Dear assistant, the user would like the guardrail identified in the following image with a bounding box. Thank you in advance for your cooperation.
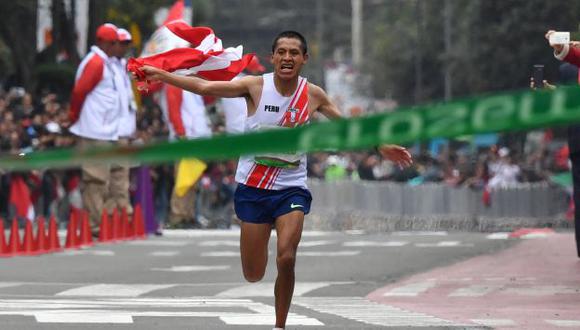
[308,179,568,223]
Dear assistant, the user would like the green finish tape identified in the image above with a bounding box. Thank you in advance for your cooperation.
[2,86,580,170]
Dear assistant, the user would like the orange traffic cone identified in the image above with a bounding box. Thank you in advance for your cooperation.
[21,220,37,256]
[8,218,21,256]
[98,209,111,242]
[111,209,120,241]
[0,218,9,257]
[47,215,62,252]
[120,208,129,240]
[35,216,48,254]
[79,211,93,247]
[133,205,146,239]
[65,210,80,249]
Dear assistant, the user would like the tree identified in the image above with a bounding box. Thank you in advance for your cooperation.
[0,1,37,91]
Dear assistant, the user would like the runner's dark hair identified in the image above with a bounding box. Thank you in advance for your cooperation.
[272,31,308,55]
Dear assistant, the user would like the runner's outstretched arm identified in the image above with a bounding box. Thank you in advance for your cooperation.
[140,65,253,98]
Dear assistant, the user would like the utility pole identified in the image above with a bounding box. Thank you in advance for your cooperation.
[316,0,325,86]
[443,0,453,101]
[351,0,363,69]
[414,0,423,103]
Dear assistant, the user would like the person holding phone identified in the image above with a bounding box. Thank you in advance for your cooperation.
[544,30,580,258]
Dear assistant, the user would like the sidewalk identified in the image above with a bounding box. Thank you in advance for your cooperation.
[367,232,580,329]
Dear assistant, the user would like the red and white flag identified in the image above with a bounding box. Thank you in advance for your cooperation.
[128,20,255,83]
[9,175,35,221]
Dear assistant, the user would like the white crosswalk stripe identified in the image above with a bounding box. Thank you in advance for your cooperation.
[151,265,231,272]
[293,297,462,327]
[56,284,176,297]
[0,298,323,325]
[383,281,436,297]
[343,241,408,247]
[471,318,517,326]
[216,282,352,297]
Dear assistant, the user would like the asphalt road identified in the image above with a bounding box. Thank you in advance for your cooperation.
[0,229,516,329]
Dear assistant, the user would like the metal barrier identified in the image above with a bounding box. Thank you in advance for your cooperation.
[308,180,569,219]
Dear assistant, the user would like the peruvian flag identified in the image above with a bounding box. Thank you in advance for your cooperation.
[128,20,255,83]
[9,175,35,221]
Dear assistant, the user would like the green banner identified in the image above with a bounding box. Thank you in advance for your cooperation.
[2,86,580,170]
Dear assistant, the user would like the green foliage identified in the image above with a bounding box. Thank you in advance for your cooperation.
[366,0,580,105]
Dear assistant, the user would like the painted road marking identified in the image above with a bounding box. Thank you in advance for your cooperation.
[392,231,448,236]
[198,240,239,247]
[545,320,580,327]
[0,298,322,325]
[149,251,180,257]
[299,240,335,247]
[293,297,461,327]
[57,250,115,256]
[216,282,352,297]
[486,232,510,240]
[56,284,176,297]
[127,240,189,247]
[505,285,580,296]
[415,241,474,247]
[0,282,22,289]
[471,318,516,326]
[448,284,501,297]
[151,265,231,272]
[298,250,360,256]
[383,281,436,297]
[343,241,408,247]
[201,251,243,257]
[162,229,330,238]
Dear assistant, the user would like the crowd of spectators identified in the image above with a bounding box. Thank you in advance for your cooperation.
[0,86,571,225]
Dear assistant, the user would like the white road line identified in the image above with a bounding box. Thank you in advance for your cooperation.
[162,229,330,238]
[392,231,448,236]
[506,285,580,296]
[151,265,231,272]
[471,319,516,326]
[545,320,580,327]
[345,230,366,235]
[127,240,189,247]
[201,251,243,257]
[299,240,335,247]
[383,281,436,297]
[298,250,360,256]
[0,298,323,325]
[343,241,408,247]
[449,284,500,297]
[149,251,180,257]
[56,250,115,256]
[198,240,239,247]
[0,283,22,289]
[216,282,352,297]
[486,232,510,240]
[56,284,176,297]
[294,297,461,327]
[415,241,474,247]
[520,233,551,239]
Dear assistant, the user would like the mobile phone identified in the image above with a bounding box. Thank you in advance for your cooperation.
[533,64,544,89]
[549,31,570,46]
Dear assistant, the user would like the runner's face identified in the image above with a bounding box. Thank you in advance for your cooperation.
[271,38,308,81]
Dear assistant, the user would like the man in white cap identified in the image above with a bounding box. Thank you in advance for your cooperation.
[105,27,137,216]
[69,23,123,235]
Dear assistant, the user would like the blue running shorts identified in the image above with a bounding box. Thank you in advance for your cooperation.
[234,183,312,224]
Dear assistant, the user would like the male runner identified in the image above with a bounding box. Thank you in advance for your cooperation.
[139,31,412,329]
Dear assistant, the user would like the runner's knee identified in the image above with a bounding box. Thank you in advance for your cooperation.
[276,250,296,271]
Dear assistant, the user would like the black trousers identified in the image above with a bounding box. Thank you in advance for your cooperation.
[568,125,580,258]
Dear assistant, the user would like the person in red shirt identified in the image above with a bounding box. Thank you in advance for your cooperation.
[68,23,122,235]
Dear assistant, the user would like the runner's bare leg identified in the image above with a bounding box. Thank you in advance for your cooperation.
[240,222,272,282]
[274,210,304,328]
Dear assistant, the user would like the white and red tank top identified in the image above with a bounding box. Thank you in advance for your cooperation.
[235,73,310,190]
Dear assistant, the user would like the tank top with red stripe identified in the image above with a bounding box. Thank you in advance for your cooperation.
[235,73,309,190]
